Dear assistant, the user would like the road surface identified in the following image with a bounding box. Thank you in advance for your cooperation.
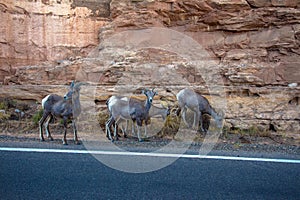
[0,144,299,199]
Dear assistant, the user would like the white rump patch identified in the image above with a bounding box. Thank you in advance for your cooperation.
[41,95,51,109]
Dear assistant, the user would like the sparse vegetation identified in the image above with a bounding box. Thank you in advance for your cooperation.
[0,111,10,121]
[32,109,43,126]
[223,125,272,138]
[0,97,297,148]
[159,114,181,137]
[0,98,16,110]
[0,98,15,122]
[0,102,7,110]
[97,111,110,130]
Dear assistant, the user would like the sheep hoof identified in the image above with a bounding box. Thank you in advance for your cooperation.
[75,141,80,145]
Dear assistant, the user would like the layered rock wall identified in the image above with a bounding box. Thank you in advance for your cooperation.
[0,0,299,135]
[0,0,110,81]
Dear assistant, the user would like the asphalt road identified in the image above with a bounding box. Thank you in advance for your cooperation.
[1,147,299,200]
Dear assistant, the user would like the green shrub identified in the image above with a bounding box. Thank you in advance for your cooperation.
[32,109,43,125]
[0,102,8,110]
[0,98,17,110]
[0,112,9,121]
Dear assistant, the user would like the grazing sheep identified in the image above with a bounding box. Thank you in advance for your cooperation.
[176,88,222,132]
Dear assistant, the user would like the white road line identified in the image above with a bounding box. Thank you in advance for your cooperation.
[1,147,300,164]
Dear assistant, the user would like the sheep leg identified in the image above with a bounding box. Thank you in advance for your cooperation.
[144,118,150,138]
[117,118,126,138]
[119,123,126,136]
[192,109,200,130]
[109,117,116,141]
[123,119,129,138]
[136,119,143,142]
[105,120,110,139]
[136,125,142,142]
[121,124,127,138]
[115,118,125,140]
[39,111,50,142]
[113,121,119,141]
[62,119,68,145]
[131,120,136,136]
[105,117,114,141]
[144,125,147,138]
[198,113,205,132]
[122,119,128,137]
[72,119,79,144]
[181,107,189,127]
[44,115,53,141]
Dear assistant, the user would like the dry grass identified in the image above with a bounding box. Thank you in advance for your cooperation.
[158,114,181,137]
[222,125,272,138]
[97,111,110,130]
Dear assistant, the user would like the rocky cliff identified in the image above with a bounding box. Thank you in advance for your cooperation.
[0,0,299,136]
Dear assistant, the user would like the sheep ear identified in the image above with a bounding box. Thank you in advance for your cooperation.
[74,82,83,90]
[70,81,75,88]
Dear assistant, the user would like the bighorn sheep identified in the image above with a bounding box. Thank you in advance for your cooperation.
[39,81,82,145]
[176,88,222,132]
[41,94,63,140]
[106,89,157,142]
[105,95,131,138]
[107,97,170,138]
[148,105,170,121]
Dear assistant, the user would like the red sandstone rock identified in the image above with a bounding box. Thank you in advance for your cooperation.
[0,0,299,134]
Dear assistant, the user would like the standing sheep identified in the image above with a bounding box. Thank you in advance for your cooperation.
[39,81,82,145]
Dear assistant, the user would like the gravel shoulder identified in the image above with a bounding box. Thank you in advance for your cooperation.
[0,130,299,160]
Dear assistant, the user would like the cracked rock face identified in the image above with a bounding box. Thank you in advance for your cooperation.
[0,0,299,135]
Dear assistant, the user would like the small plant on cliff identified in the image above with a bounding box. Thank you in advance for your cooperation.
[0,111,10,122]
[32,109,43,126]
[1,98,17,110]
[0,102,7,110]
